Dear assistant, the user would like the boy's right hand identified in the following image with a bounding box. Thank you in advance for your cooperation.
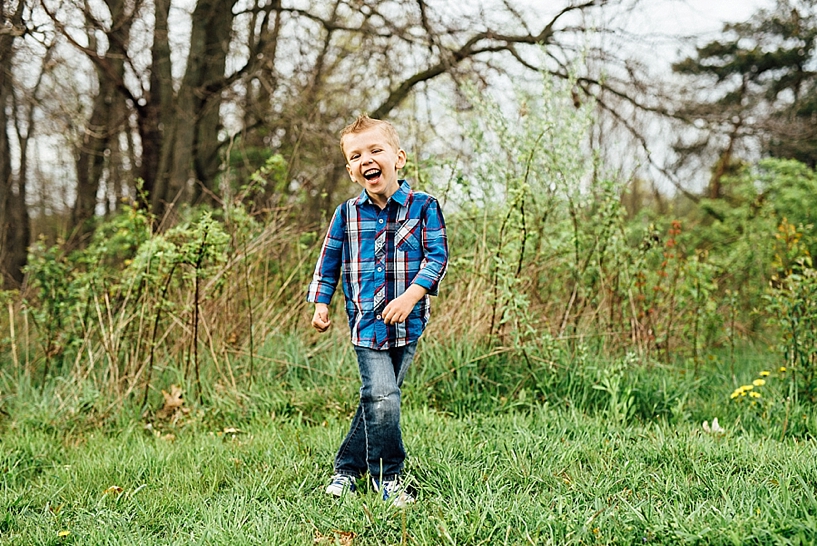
[312,303,331,332]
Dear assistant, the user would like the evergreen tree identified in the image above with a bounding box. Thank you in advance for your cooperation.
[673,1,817,174]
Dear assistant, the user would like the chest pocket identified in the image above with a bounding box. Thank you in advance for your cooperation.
[395,219,421,251]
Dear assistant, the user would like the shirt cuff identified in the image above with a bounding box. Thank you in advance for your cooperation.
[412,275,439,296]
[309,295,333,305]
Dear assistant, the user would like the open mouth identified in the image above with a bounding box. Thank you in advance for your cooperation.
[363,169,382,181]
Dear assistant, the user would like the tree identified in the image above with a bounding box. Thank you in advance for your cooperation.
[43,0,662,219]
[14,0,715,282]
[69,0,135,243]
[230,0,658,215]
[672,0,817,198]
[0,0,31,287]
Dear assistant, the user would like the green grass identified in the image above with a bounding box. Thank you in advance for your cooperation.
[2,334,816,545]
[3,402,817,545]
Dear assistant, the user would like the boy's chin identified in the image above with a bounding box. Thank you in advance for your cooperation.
[363,178,396,193]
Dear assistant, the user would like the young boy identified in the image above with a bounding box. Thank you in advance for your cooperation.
[306,115,448,507]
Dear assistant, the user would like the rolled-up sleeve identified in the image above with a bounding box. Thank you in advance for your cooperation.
[412,198,448,296]
[306,206,345,304]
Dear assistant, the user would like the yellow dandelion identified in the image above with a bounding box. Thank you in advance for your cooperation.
[779,367,787,373]
[58,530,70,538]
[730,391,741,399]
[743,384,754,391]
[759,371,770,377]
[749,391,761,398]
[753,379,766,387]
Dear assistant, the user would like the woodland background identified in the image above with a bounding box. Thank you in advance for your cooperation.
[4,1,817,543]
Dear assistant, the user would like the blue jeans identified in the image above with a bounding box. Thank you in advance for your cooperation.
[333,342,417,481]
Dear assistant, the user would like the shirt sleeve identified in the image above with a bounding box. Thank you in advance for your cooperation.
[412,197,448,296]
[306,205,345,304]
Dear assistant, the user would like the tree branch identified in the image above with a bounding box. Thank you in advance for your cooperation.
[40,0,146,117]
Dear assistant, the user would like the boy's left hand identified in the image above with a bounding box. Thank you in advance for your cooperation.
[382,284,427,325]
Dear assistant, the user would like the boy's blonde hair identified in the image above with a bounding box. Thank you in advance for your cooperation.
[340,115,401,157]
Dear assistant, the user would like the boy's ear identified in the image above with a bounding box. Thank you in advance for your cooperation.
[396,149,407,169]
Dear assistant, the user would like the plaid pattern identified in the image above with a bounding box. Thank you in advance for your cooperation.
[307,181,448,349]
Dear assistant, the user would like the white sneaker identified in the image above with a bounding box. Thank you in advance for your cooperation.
[372,478,415,507]
[325,474,357,496]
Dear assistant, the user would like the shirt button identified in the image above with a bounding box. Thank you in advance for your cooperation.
[377,266,382,272]
[378,219,384,224]
[376,314,382,320]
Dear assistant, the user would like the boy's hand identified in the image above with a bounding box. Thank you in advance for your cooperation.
[382,284,428,325]
[312,303,331,332]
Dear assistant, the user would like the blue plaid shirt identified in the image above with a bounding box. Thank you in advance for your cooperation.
[307,181,448,349]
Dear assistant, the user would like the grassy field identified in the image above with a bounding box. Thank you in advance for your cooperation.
[3,392,817,545]
[2,331,816,545]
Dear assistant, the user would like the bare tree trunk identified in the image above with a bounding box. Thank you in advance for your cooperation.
[0,0,27,287]
[10,80,32,290]
[0,92,20,287]
[70,0,132,245]
[167,0,237,211]
[72,82,114,241]
[143,0,173,218]
[0,70,16,286]
[193,0,238,201]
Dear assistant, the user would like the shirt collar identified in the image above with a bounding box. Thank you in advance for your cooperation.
[357,180,411,207]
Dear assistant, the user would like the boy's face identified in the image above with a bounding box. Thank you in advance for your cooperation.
[342,126,406,204]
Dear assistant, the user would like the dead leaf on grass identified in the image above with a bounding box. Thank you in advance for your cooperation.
[314,529,355,545]
[156,384,189,421]
[161,385,183,408]
[103,485,124,495]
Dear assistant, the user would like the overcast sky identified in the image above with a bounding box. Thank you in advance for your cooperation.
[646,0,772,34]
[626,0,774,69]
